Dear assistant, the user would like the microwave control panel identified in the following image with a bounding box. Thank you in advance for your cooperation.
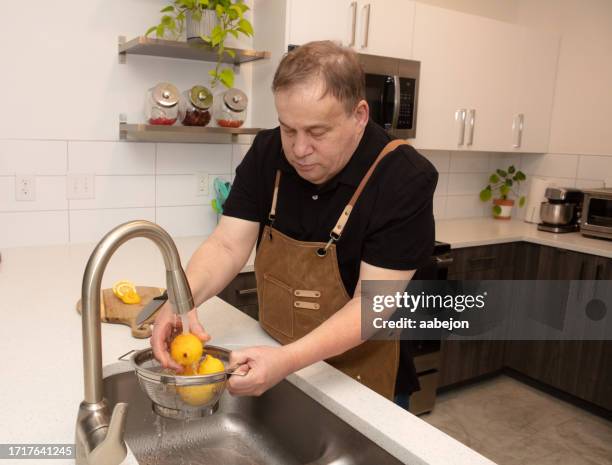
[397,77,416,130]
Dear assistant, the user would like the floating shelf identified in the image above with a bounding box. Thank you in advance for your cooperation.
[119,122,261,144]
[118,36,270,65]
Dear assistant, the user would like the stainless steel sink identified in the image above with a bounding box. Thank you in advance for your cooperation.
[104,372,403,465]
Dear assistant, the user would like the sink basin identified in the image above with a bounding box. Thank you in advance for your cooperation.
[104,371,403,465]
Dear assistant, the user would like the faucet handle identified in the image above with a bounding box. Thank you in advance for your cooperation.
[88,403,128,465]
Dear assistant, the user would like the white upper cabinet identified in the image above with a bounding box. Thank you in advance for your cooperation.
[411,3,559,153]
[511,28,560,153]
[288,0,353,47]
[354,0,415,59]
[287,0,415,59]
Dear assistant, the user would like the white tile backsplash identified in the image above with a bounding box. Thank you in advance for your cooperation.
[69,208,156,244]
[68,142,155,175]
[435,173,449,196]
[0,176,68,212]
[433,196,447,219]
[0,210,69,247]
[156,175,209,207]
[445,195,487,219]
[576,155,612,181]
[447,173,486,195]
[69,176,155,210]
[449,151,491,173]
[519,153,579,179]
[0,140,67,175]
[156,205,218,238]
[156,144,232,175]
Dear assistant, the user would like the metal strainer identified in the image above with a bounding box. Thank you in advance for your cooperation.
[119,345,239,419]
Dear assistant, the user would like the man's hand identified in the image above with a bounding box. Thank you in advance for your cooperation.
[150,302,210,372]
[227,346,297,396]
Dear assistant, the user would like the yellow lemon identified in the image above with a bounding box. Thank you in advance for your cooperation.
[197,355,225,375]
[178,384,218,406]
[177,354,225,406]
[170,333,203,366]
[112,280,141,304]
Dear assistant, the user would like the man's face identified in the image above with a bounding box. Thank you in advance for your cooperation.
[274,80,369,185]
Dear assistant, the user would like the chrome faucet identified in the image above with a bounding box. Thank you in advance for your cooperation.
[75,220,195,465]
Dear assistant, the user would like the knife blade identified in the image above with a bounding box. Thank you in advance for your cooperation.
[136,290,168,327]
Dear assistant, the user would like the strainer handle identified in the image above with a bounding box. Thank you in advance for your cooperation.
[118,349,136,362]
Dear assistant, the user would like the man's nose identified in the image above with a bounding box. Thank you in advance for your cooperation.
[293,132,313,158]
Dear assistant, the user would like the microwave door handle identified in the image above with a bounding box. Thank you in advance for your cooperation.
[392,76,400,131]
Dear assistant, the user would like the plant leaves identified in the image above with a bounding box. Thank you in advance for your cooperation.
[516,171,526,181]
[225,48,236,58]
[229,5,243,18]
[161,5,175,13]
[216,4,225,17]
[500,184,510,196]
[489,174,499,184]
[238,19,254,36]
[493,205,502,216]
[508,165,516,174]
[145,25,157,37]
[219,67,234,88]
[496,169,507,178]
[519,196,526,208]
[506,179,513,186]
[479,188,492,202]
[228,29,239,39]
[199,0,210,8]
[156,24,165,38]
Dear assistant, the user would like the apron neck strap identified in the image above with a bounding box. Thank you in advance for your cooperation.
[268,170,282,223]
[328,139,409,243]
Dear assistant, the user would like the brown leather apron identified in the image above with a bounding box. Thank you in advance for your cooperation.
[254,140,408,400]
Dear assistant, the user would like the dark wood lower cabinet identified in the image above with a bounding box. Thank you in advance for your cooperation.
[441,242,612,411]
[217,272,259,320]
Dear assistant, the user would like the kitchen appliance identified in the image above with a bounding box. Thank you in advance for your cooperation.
[396,240,452,415]
[537,187,584,233]
[524,177,554,224]
[581,188,612,240]
[360,53,420,139]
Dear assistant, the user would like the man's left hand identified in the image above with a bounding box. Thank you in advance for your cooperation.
[227,346,297,396]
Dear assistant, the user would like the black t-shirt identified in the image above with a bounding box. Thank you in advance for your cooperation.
[223,121,438,296]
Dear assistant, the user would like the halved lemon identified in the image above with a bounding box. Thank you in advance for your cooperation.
[112,280,141,304]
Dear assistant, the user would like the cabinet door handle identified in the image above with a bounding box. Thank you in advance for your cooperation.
[455,109,467,146]
[595,263,603,281]
[467,109,476,146]
[468,256,497,266]
[512,113,524,148]
[361,3,371,49]
[348,2,357,47]
[237,288,257,296]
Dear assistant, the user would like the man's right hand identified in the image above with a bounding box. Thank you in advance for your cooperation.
[151,302,210,372]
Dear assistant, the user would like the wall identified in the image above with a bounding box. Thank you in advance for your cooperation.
[414,0,518,22]
[0,0,254,248]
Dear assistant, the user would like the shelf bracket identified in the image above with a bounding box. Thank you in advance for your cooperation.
[118,36,127,64]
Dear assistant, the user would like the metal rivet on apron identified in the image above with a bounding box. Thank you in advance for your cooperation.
[312,194,318,200]
[316,248,327,257]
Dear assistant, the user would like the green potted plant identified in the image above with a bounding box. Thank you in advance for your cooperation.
[146,0,253,89]
[479,165,527,220]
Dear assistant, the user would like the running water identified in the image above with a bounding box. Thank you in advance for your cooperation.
[181,313,190,334]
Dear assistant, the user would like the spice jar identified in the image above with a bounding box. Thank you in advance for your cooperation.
[179,85,213,126]
[144,82,179,125]
[213,88,247,128]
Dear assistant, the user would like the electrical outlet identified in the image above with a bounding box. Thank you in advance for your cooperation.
[15,175,36,201]
[195,172,209,196]
[67,174,95,200]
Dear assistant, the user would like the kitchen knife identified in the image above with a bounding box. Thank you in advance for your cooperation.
[136,291,168,327]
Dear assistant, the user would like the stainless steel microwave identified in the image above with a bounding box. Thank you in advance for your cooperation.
[359,53,420,139]
[581,188,612,240]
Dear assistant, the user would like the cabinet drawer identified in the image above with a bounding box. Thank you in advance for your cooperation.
[217,272,258,308]
[448,243,516,275]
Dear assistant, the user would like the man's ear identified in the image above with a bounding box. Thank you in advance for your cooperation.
[353,99,369,128]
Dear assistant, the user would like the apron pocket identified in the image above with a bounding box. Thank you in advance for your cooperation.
[261,273,294,338]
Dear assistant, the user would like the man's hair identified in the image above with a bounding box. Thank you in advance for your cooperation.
[272,41,365,114]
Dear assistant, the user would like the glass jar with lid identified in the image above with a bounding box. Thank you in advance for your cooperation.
[178,85,213,126]
[144,82,179,125]
[213,88,248,128]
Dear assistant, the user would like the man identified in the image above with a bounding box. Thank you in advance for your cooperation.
[152,41,437,401]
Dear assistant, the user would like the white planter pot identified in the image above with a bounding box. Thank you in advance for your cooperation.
[186,9,219,42]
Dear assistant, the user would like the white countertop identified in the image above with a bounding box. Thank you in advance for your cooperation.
[0,236,494,465]
[436,218,612,258]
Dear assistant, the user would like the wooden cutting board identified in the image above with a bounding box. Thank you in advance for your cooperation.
[76,286,165,338]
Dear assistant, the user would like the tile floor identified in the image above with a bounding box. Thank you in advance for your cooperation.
[421,375,612,465]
